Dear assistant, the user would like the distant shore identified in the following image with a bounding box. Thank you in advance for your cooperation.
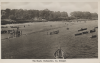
[1,19,98,25]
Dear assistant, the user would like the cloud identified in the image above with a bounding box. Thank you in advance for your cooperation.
[1,2,98,15]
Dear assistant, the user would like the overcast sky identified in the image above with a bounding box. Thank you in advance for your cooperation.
[1,2,98,15]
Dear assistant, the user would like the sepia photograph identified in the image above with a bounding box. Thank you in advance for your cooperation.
[1,2,98,59]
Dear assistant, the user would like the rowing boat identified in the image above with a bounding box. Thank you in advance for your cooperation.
[54,47,64,59]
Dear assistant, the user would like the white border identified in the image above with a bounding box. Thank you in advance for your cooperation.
[0,0,100,63]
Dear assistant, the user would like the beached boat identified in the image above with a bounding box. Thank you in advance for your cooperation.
[54,47,64,59]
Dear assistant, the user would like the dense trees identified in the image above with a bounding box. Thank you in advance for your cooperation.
[1,9,68,21]
[1,8,98,21]
[70,11,98,19]
[91,13,98,19]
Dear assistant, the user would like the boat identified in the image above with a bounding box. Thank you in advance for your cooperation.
[54,47,64,59]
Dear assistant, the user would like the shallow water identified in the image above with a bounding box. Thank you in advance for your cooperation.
[1,20,98,59]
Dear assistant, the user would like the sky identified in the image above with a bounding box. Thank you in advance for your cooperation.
[1,2,98,15]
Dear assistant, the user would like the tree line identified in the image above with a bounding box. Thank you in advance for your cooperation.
[70,11,98,19]
[1,8,98,21]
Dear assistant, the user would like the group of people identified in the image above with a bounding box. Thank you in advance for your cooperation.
[10,28,22,37]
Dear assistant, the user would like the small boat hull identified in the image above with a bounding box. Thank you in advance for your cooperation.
[54,49,64,59]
